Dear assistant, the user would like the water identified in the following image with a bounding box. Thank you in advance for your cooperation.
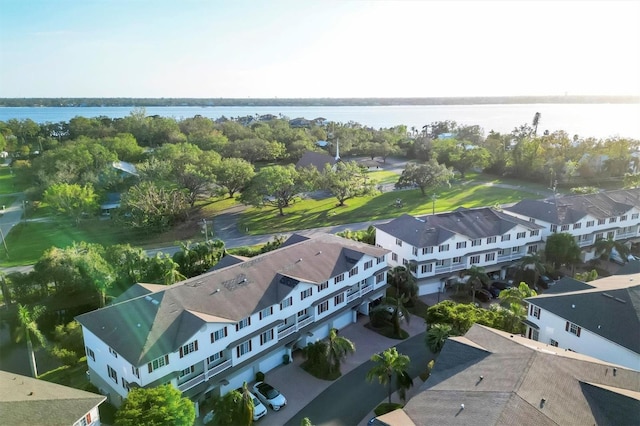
[1,103,639,139]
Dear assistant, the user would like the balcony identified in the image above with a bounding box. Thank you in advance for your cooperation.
[497,253,522,262]
[278,324,296,340]
[577,237,593,247]
[297,315,313,329]
[434,263,465,274]
[206,359,231,377]
[361,283,373,295]
[177,372,205,392]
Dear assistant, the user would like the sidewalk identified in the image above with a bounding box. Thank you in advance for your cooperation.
[252,312,426,426]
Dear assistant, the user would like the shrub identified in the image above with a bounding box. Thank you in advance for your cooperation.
[256,371,265,382]
[374,402,403,416]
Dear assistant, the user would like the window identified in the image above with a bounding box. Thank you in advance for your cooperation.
[517,232,526,239]
[452,256,463,264]
[395,238,403,246]
[260,329,274,345]
[422,247,433,254]
[501,234,511,242]
[364,260,373,270]
[560,225,569,231]
[259,307,273,320]
[439,244,449,252]
[318,300,329,314]
[109,347,118,358]
[334,293,345,305]
[435,259,445,267]
[179,365,195,378]
[211,327,228,343]
[530,305,540,319]
[375,272,384,284]
[300,288,313,300]
[456,242,467,249]
[107,365,118,384]
[550,339,559,347]
[349,266,358,277]
[573,223,582,230]
[527,245,538,253]
[402,258,409,266]
[334,273,345,284]
[632,213,639,220]
[470,255,480,264]
[471,239,481,247]
[180,340,199,358]
[609,217,617,223]
[86,346,95,362]
[236,340,252,357]
[486,236,496,244]
[280,296,293,309]
[236,317,251,331]
[620,215,627,221]
[485,253,495,262]
[391,253,398,261]
[376,256,385,264]
[531,329,539,341]
[132,366,139,378]
[297,308,308,318]
[148,355,169,373]
[550,225,557,233]
[208,351,223,365]
[421,264,433,273]
[412,247,418,256]
[497,249,504,256]
[595,232,604,241]
[319,281,329,291]
[586,220,594,227]
[566,321,581,336]
[512,246,520,253]
[530,230,539,237]
[597,218,606,225]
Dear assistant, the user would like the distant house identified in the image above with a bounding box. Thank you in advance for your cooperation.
[112,160,138,178]
[258,114,278,122]
[0,370,106,426]
[377,324,640,425]
[523,272,640,370]
[100,192,121,216]
[289,117,311,128]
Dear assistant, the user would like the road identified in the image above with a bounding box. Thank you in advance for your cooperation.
[284,332,431,426]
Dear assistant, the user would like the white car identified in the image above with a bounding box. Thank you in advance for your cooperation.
[237,388,267,421]
[253,381,287,411]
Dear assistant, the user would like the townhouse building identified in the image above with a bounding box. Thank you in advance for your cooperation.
[523,273,640,370]
[76,233,389,410]
[504,188,640,262]
[375,207,544,295]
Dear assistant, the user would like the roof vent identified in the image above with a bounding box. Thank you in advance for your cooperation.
[540,398,546,408]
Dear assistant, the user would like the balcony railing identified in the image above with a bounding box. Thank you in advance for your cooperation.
[615,232,637,240]
[497,253,522,262]
[347,292,359,303]
[361,283,373,294]
[177,372,205,392]
[434,263,465,274]
[278,324,296,340]
[297,316,313,329]
[206,359,232,377]
[577,238,593,247]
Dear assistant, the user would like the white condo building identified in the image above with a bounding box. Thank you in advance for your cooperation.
[375,207,544,295]
[76,233,389,410]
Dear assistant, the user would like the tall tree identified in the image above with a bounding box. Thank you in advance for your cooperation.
[240,165,310,216]
[321,161,375,206]
[464,265,489,305]
[517,253,546,289]
[366,347,412,404]
[532,112,541,136]
[43,183,99,224]
[16,304,46,377]
[115,385,195,426]
[544,232,581,271]
[120,182,190,232]
[395,160,454,196]
[173,239,225,278]
[387,266,418,302]
[371,295,410,338]
[426,323,454,353]
[594,236,630,264]
[213,157,255,198]
[326,328,356,376]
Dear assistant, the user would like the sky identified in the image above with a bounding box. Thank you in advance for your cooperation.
[1,0,639,98]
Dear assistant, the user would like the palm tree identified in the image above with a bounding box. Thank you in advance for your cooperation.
[464,265,489,304]
[518,253,546,289]
[366,347,411,404]
[532,112,541,136]
[16,304,47,377]
[499,282,537,308]
[594,236,630,264]
[426,323,454,353]
[371,295,411,338]
[211,383,253,426]
[326,328,355,375]
[387,266,418,302]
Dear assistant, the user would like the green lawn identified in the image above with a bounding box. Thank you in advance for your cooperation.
[239,182,537,235]
[0,167,18,194]
[368,170,400,185]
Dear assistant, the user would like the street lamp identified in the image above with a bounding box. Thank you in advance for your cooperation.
[22,200,29,224]
[431,194,438,215]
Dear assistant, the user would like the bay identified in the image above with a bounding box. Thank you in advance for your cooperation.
[0,103,638,139]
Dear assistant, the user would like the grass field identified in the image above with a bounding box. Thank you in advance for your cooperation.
[239,182,537,235]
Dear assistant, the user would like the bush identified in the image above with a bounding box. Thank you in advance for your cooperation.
[256,371,265,382]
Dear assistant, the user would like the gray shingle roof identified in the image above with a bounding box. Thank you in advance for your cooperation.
[527,277,640,353]
[375,207,542,247]
[396,325,640,426]
[0,370,106,426]
[76,233,388,366]
[506,188,640,225]
[295,151,337,170]
[542,277,595,295]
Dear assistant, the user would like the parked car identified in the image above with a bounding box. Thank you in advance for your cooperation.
[537,275,554,289]
[491,280,513,291]
[237,388,267,421]
[486,285,501,298]
[475,288,492,303]
[253,381,287,411]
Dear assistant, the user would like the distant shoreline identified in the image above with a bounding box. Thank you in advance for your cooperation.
[1,95,638,108]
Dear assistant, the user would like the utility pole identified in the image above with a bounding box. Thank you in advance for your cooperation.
[431,194,438,215]
[202,219,208,242]
[0,227,8,258]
